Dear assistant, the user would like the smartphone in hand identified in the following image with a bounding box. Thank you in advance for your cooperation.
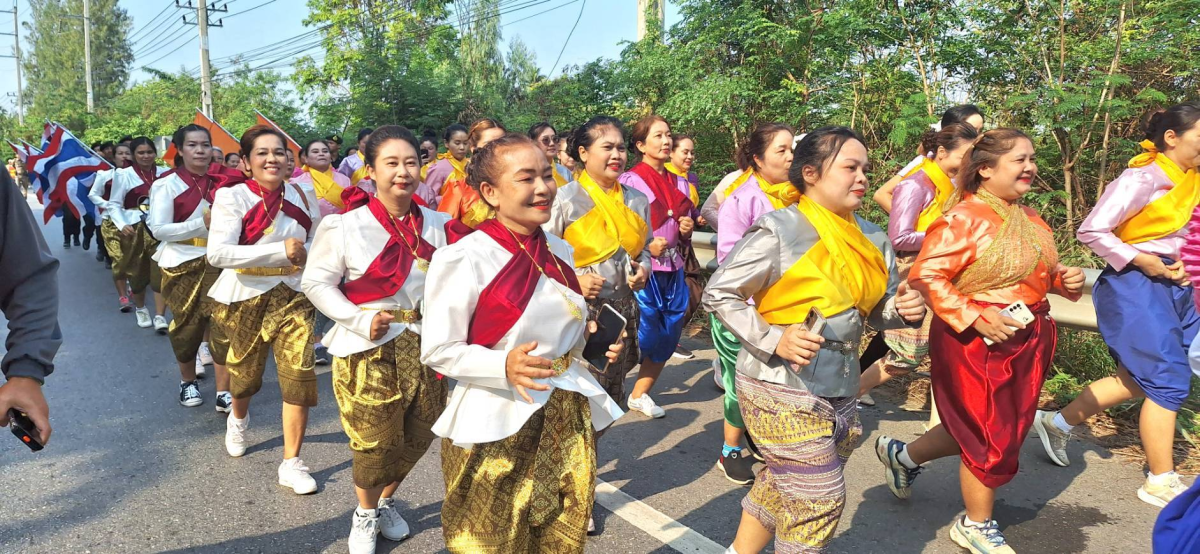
[8,408,44,452]
[584,304,628,370]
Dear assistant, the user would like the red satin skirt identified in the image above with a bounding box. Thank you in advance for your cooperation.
[929,300,1056,488]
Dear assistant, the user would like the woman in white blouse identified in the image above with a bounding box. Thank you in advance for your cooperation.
[206,125,323,495]
[302,126,455,554]
[421,134,625,552]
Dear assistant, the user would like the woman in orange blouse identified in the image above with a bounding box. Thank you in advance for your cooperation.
[436,118,506,227]
[873,129,1086,553]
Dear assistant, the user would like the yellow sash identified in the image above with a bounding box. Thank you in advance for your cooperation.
[721,169,798,209]
[308,167,345,209]
[563,171,650,267]
[349,151,370,186]
[755,196,888,323]
[420,159,435,181]
[914,158,955,232]
[1114,140,1200,244]
[552,166,568,187]
[665,162,700,205]
[721,169,755,198]
[438,152,468,195]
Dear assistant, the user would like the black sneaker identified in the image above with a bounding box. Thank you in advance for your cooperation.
[73,236,80,246]
[671,344,695,360]
[63,238,71,249]
[744,433,765,462]
[179,381,203,407]
[717,448,756,485]
[215,392,232,414]
[314,345,331,366]
[95,250,105,262]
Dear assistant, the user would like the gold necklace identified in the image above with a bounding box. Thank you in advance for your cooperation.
[387,209,430,272]
[252,182,282,235]
[504,225,584,322]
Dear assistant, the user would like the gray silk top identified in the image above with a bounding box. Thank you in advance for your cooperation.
[702,207,916,398]
[544,180,654,300]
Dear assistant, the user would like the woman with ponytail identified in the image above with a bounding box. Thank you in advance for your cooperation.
[437,118,506,227]
[1037,103,1200,509]
[876,129,1085,553]
[873,104,985,212]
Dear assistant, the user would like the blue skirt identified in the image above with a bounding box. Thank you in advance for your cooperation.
[1093,262,1198,411]
[635,268,690,364]
[1154,480,1200,554]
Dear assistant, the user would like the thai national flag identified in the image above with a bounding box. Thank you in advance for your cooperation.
[25,123,112,224]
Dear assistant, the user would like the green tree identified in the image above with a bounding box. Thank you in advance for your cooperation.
[454,0,505,120]
[23,0,133,131]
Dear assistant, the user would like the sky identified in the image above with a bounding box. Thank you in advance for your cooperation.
[0,0,683,117]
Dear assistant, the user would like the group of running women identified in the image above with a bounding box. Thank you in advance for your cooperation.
[71,100,1200,554]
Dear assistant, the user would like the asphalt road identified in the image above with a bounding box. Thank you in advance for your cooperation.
[0,198,1173,553]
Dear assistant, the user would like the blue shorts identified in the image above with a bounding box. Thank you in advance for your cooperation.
[1094,262,1198,411]
[635,268,690,364]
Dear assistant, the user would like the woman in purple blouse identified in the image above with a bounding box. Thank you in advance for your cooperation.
[618,115,698,419]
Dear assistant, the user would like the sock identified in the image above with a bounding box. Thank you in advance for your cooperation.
[1148,470,1177,485]
[721,444,742,457]
[217,390,230,396]
[356,507,377,518]
[180,380,189,386]
[725,547,739,554]
[897,445,919,469]
[1052,412,1075,433]
[963,515,988,527]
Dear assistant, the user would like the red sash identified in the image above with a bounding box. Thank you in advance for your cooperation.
[342,185,427,214]
[629,161,694,229]
[239,180,313,245]
[122,165,159,209]
[465,220,582,349]
[170,163,247,223]
[339,198,436,304]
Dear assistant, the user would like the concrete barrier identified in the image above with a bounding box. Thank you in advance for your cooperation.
[691,230,1099,331]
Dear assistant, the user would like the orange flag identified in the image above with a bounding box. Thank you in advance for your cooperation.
[254,110,301,159]
[163,109,242,167]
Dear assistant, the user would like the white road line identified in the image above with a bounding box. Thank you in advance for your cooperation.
[595,479,726,554]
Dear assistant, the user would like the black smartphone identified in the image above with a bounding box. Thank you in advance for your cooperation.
[8,408,44,452]
[583,304,628,370]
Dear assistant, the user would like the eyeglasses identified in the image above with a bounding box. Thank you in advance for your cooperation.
[539,135,560,146]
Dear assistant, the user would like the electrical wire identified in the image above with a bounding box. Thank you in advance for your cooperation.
[127,1,176,44]
[548,0,584,76]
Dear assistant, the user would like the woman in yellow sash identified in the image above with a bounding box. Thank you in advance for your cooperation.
[337,128,374,187]
[422,124,468,205]
[529,122,574,186]
[858,122,978,402]
[1036,103,1200,509]
[705,127,926,553]
[295,139,354,218]
[436,119,505,227]
[872,104,986,212]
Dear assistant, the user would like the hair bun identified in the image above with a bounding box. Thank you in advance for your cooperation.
[1145,110,1167,137]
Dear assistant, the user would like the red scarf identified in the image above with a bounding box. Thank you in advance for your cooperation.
[339,198,435,304]
[465,220,581,349]
[629,161,694,229]
[122,165,159,209]
[170,163,247,223]
[239,180,313,245]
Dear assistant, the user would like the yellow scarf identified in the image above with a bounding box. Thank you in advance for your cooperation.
[665,162,701,205]
[349,151,371,186]
[438,152,468,195]
[308,166,345,209]
[420,159,435,181]
[1114,140,1200,244]
[563,171,650,267]
[755,196,888,323]
[552,165,568,187]
[721,169,798,209]
[722,169,755,198]
[914,158,955,232]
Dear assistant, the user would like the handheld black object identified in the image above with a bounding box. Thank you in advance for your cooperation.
[584,303,627,371]
[8,408,44,452]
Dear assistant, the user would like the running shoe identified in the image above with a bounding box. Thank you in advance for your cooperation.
[1138,472,1189,508]
[226,415,248,457]
[712,358,725,391]
[1032,409,1071,467]
[949,517,1015,554]
[875,435,921,499]
[198,342,214,366]
[314,344,331,366]
[716,448,756,485]
[118,296,134,312]
[179,381,203,407]
[215,392,232,414]
[627,393,665,418]
[672,344,695,360]
[153,315,169,335]
[278,458,318,494]
[376,498,411,541]
[348,509,379,554]
[859,392,877,407]
[195,356,206,379]
[134,307,152,328]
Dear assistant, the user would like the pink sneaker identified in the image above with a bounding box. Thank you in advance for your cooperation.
[118,296,134,313]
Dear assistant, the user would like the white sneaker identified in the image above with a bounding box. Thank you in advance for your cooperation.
[1138,472,1190,508]
[153,315,169,334]
[1032,409,1071,467]
[348,509,379,554]
[627,393,666,418]
[135,307,152,328]
[225,415,248,457]
[194,356,207,379]
[198,342,214,366]
[712,359,725,391]
[376,498,411,541]
[278,458,318,494]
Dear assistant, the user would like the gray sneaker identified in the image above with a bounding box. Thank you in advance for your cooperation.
[1138,472,1190,508]
[1032,409,1071,467]
[875,435,921,499]
[949,517,1015,554]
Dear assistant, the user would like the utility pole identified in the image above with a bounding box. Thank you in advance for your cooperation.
[83,0,93,112]
[0,2,22,124]
[177,1,226,119]
[636,0,663,41]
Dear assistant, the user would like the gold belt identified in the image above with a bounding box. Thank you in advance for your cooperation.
[177,237,207,247]
[363,307,422,324]
[550,353,572,377]
[236,266,300,277]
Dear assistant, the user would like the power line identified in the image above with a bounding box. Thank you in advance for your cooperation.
[220,0,278,21]
[501,0,578,28]
[131,8,185,49]
[140,33,196,68]
[548,0,584,76]
[127,1,175,43]
[132,16,188,58]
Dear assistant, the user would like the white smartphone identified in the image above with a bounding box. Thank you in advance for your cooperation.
[804,307,827,336]
[983,300,1036,346]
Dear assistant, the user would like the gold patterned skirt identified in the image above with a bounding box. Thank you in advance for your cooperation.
[332,330,448,489]
[441,388,595,553]
[106,220,159,293]
[100,219,125,280]
[212,284,317,406]
[160,257,226,364]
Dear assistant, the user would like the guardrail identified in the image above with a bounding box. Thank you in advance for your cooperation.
[691,231,1100,331]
